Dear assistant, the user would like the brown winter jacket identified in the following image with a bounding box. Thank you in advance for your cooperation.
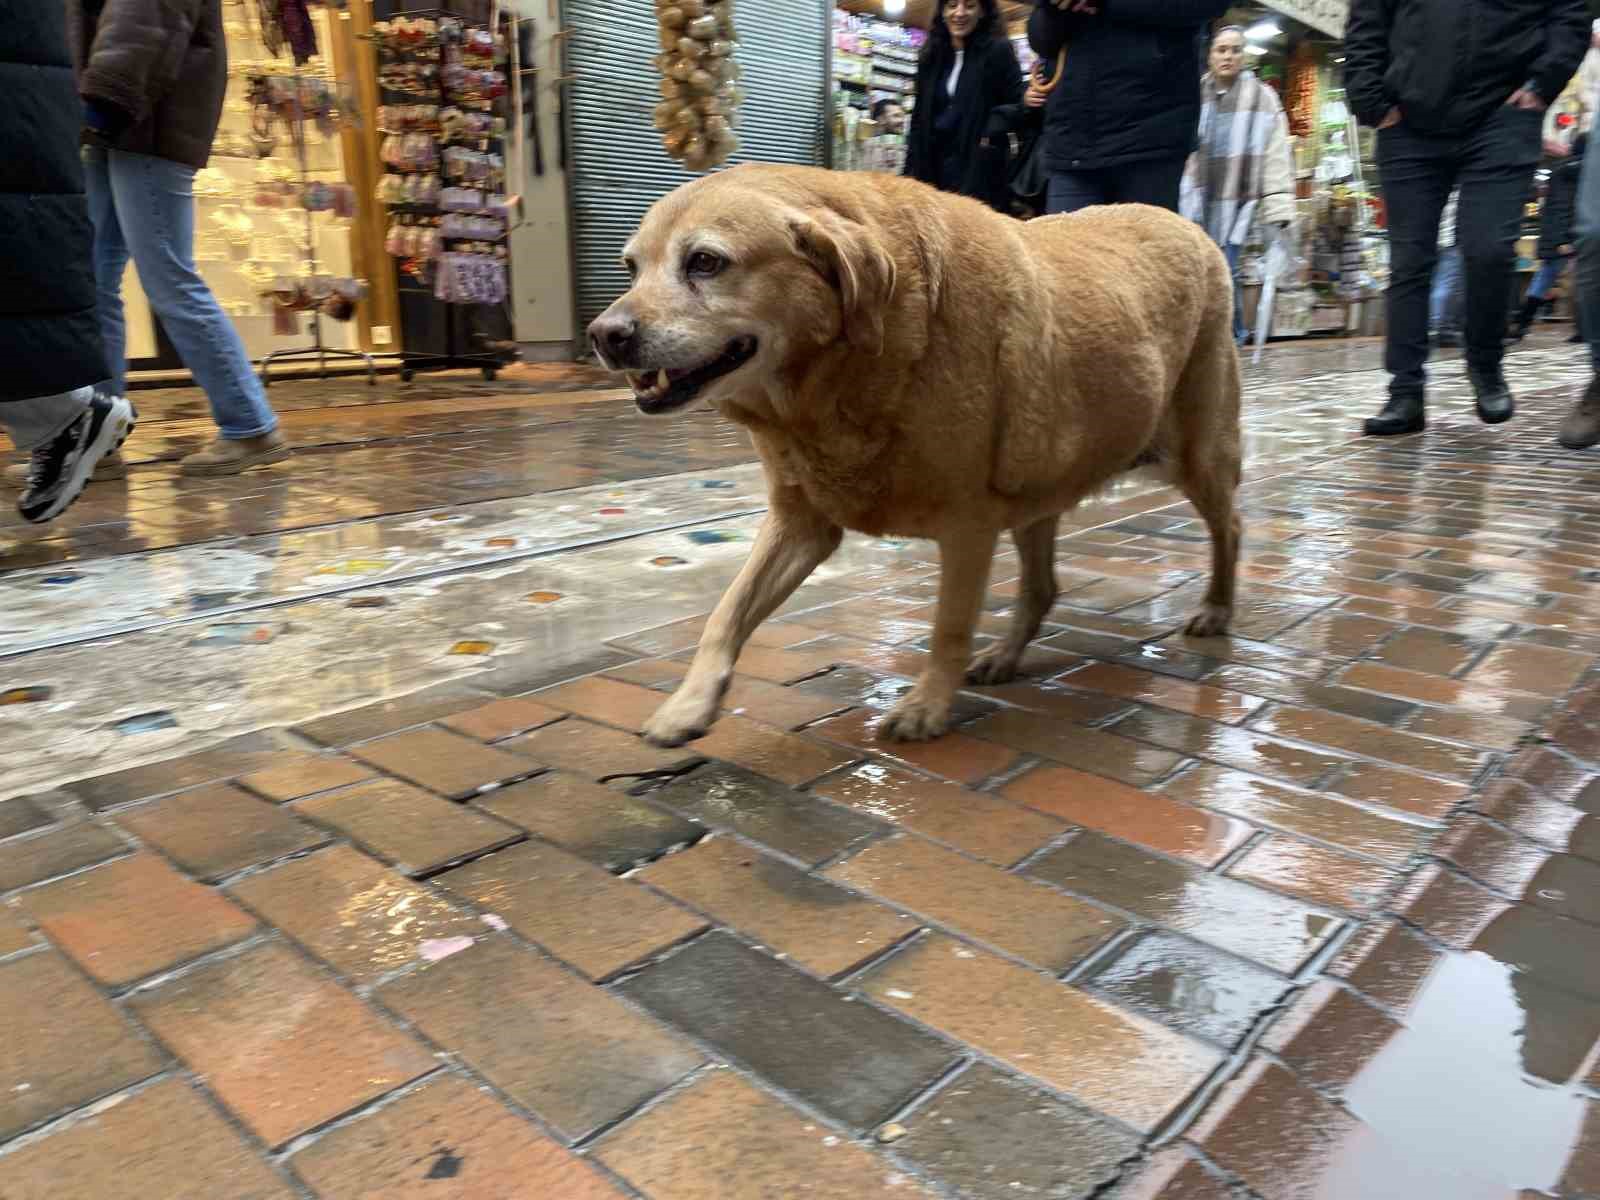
[67,0,227,170]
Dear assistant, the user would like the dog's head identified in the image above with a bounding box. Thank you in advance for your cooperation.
[588,166,897,415]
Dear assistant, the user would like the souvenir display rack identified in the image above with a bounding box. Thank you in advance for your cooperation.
[372,7,511,381]
[255,72,378,387]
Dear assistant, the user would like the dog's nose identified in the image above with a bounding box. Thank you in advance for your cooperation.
[589,313,640,366]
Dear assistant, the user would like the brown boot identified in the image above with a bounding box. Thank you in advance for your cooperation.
[179,430,291,476]
[3,449,126,489]
[1560,376,1600,450]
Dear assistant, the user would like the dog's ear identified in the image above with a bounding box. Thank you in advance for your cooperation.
[789,207,896,356]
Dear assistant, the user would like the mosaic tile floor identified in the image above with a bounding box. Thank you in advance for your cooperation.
[3,331,1600,1198]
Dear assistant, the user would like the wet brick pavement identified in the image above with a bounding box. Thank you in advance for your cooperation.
[3,334,1600,1196]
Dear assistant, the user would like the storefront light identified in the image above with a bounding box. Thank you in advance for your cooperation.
[1245,44,1268,55]
[1245,20,1282,40]
[881,0,905,17]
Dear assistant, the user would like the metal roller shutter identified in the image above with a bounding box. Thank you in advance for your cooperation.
[567,0,829,331]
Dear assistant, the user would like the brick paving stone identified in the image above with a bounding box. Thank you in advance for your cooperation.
[1327,760,1470,822]
[707,643,843,684]
[1393,864,1508,947]
[689,714,858,787]
[130,941,435,1147]
[639,837,914,977]
[1338,661,1548,719]
[1057,661,1266,723]
[1113,1149,1234,1200]
[297,777,522,877]
[228,845,483,985]
[1199,663,1418,725]
[1398,706,1533,751]
[348,727,537,800]
[237,755,374,802]
[1223,834,1401,914]
[536,674,669,732]
[0,903,35,956]
[436,840,705,978]
[290,1074,627,1199]
[1260,979,1402,1096]
[114,782,328,881]
[617,930,957,1131]
[0,950,163,1139]
[830,835,1121,971]
[966,709,1183,788]
[1112,707,1349,788]
[0,797,51,840]
[18,853,256,987]
[969,678,1127,723]
[1505,745,1595,803]
[596,1069,934,1199]
[1325,918,1443,1013]
[66,735,289,810]
[509,717,704,780]
[860,933,1221,1133]
[0,821,129,892]
[292,688,489,747]
[0,1077,294,1200]
[1003,765,1252,867]
[1030,834,1340,973]
[1372,628,1483,676]
[1466,641,1592,699]
[809,707,1019,785]
[1248,704,1489,780]
[1437,816,1554,896]
[1159,765,1431,865]
[650,763,884,866]
[438,696,565,741]
[1080,929,1292,1048]
[812,761,1064,865]
[379,937,701,1143]
[473,771,701,871]
[891,1062,1139,1200]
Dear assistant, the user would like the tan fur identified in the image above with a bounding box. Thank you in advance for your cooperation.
[591,164,1242,745]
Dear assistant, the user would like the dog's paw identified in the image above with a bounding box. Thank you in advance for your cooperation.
[1185,604,1233,638]
[965,645,1022,686]
[641,695,717,748]
[878,694,953,743]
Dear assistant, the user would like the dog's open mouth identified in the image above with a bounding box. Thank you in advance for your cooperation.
[627,337,758,414]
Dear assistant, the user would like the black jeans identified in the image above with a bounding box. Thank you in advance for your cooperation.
[1046,154,1187,214]
[1377,105,1542,397]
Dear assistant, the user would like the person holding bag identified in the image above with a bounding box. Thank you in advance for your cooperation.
[904,0,1023,214]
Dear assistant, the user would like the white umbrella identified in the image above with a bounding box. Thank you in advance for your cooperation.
[1253,226,1290,364]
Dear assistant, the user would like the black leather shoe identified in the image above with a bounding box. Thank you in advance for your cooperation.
[1468,366,1515,425]
[1363,393,1426,437]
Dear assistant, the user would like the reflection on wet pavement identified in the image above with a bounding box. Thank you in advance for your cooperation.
[6,334,1600,1197]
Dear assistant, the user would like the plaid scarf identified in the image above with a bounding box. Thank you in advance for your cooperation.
[1181,70,1278,247]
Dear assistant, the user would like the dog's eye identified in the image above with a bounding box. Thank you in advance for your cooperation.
[685,251,725,278]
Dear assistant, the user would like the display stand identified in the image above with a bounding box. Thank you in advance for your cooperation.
[375,6,511,382]
[259,76,378,388]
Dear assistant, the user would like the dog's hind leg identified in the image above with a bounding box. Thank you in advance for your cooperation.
[881,525,1000,742]
[643,485,841,747]
[967,514,1060,685]
[1171,328,1243,638]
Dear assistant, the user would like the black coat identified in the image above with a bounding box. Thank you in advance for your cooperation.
[1539,145,1585,260]
[905,30,1023,212]
[1027,0,1229,175]
[0,0,107,403]
[68,0,229,171]
[1345,0,1590,136]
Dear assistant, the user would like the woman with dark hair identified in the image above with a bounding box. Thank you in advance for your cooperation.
[904,0,1022,212]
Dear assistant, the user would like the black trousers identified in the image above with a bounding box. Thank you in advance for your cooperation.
[1046,154,1187,214]
[1377,105,1542,397]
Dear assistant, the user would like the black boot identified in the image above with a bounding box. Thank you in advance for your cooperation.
[1364,392,1426,437]
[1509,295,1541,341]
[1468,364,1515,425]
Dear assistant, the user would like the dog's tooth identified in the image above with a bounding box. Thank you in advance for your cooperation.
[657,368,670,390]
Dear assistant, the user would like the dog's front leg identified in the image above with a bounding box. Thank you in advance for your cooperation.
[643,487,841,747]
[880,527,999,743]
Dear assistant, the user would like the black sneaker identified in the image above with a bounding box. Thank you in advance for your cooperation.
[17,394,135,523]
[1363,393,1426,437]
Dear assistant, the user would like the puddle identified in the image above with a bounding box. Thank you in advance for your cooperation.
[1320,949,1592,1197]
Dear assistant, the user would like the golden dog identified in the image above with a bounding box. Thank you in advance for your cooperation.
[590,164,1241,746]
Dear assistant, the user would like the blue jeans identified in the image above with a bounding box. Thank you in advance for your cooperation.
[1527,258,1566,300]
[84,148,277,439]
[1429,245,1463,332]
[1223,243,1247,344]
